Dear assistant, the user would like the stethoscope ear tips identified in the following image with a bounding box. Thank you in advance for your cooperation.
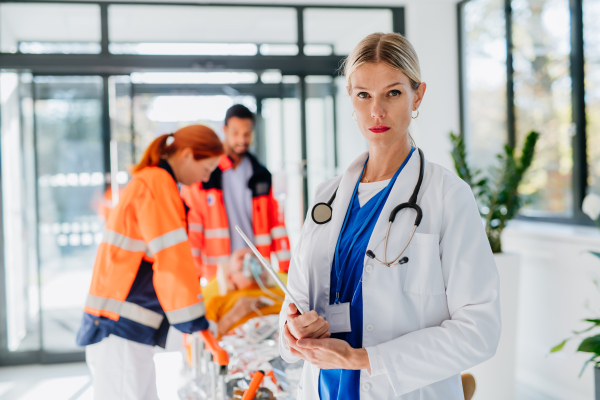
[366,250,376,259]
[399,257,409,265]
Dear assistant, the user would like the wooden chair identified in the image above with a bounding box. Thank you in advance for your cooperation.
[461,373,476,400]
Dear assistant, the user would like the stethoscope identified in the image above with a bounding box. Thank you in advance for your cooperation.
[311,148,425,267]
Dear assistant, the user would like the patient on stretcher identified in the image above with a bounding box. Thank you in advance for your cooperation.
[203,248,286,337]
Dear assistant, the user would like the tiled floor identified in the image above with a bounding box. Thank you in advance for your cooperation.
[0,362,92,400]
[0,359,564,400]
[0,351,185,400]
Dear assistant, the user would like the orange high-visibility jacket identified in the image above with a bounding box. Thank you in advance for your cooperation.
[182,154,291,279]
[76,161,209,348]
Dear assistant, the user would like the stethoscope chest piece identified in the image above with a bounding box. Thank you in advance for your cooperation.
[312,203,333,224]
[312,188,338,225]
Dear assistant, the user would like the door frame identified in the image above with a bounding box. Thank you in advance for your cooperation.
[0,1,405,365]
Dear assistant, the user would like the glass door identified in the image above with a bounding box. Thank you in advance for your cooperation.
[1,73,114,363]
[0,70,338,363]
[1,71,40,362]
[34,76,106,356]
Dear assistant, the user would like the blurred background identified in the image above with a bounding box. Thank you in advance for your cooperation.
[0,0,599,399]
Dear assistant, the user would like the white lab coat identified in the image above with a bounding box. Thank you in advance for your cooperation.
[278,151,501,399]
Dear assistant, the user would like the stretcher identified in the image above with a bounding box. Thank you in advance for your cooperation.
[179,315,301,400]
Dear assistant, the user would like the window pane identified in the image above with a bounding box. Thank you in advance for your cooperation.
[132,93,255,163]
[462,0,507,172]
[109,5,297,52]
[262,98,303,248]
[1,72,40,352]
[334,76,368,173]
[512,0,572,217]
[0,3,100,54]
[585,0,600,195]
[34,76,104,352]
[304,8,393,56]
[109,76,133,187]
[305,77,336,203]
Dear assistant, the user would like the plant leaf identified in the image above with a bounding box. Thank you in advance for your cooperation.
[573,320,600,335]
[574,326,599,335]
[550,339,568,353]
[589,251,600,260]
[580,354,600,377]
[577,334,600,353]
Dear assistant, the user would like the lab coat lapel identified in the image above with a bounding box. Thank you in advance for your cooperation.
[326,152,369,271]
[366,150,421,258]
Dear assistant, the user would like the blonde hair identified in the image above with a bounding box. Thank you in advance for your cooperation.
[342,32,421,146]
[342,32,421,91]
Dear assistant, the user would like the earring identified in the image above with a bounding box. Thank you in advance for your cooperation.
[412,109,420,119]
[352,111,357,121]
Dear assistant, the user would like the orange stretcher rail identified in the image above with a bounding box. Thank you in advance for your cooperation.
[200,329,229,366]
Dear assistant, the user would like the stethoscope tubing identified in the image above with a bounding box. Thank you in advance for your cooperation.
[311,148,425,269]
[370,223,417,267]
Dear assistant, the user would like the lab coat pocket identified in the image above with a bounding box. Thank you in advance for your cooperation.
[402,233,445,295]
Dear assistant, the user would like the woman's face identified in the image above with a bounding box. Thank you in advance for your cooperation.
[177,149,220,186]
[347,62,426,148]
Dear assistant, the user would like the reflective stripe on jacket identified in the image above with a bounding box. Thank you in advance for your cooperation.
[76,160,209,348]
[182,153,291,279]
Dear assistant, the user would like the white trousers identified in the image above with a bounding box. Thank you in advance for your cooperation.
[86,335,160,400]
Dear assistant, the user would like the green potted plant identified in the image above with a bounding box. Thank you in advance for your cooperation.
[551,192,600,399]
[449,130,539,253]
[449,130,539,400]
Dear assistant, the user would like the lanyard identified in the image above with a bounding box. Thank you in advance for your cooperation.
[333,147,415,303]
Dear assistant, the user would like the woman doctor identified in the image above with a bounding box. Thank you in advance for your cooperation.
[278,32,501,400]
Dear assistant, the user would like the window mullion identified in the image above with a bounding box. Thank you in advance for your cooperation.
[570,0,587,220]
[505,0,516,148]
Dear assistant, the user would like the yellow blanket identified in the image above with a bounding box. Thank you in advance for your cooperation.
[202,273,287,334]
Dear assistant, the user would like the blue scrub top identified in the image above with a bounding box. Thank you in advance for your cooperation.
[319,148,414,400]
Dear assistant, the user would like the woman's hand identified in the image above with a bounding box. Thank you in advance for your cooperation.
[285,303,330,340]
[283,326,370,370]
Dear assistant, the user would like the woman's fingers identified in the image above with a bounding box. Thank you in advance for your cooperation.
[304,321,330,339]
[296,338,321,349]
[297,311,319,326]
[284,323,298,343]
[289,346,305,358]
[318,330,332,339]
[286,303,298,316]
[286,305,319,328]
[284,325,315,360]
[288,310,321,338]
[297,338,341,354]
[296,316,328,339]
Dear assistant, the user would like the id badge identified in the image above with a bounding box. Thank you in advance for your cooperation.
[323,302,351,333]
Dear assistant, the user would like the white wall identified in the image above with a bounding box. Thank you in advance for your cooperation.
[503,221,600,400]
[406,0,460,172]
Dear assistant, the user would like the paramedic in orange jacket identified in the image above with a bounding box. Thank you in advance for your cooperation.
[182,104,291,280]
[76,125,224,400]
